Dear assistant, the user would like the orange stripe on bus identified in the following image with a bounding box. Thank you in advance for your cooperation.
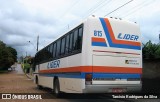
[39,66,142,74]
[93,66,142,74]
[104,18,141,46]
[92,37,106,42]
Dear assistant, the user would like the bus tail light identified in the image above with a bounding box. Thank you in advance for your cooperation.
[85,73,92,85]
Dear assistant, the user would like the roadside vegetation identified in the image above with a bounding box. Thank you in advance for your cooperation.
[142,40,160,59]
[22,63,30,73]
[0,41,17,71]
[21,56,34,74]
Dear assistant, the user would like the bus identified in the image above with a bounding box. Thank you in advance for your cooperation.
[34,16,142,96]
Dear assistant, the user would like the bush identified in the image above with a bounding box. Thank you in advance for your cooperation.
[143,40,160,59]
[23,63,30,73]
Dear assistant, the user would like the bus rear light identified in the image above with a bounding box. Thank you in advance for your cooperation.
[85,73,92,85]
[85,73,92,81]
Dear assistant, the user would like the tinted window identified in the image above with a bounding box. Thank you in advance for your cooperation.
[56,40,61,57]
[50,44,53,54]
[69,32,73,52]
[45,46,52,60]
[65,34,70,54]
[73,29,78,50]
[47,46,50,52]
[35,53,39,63]
[39,51,42,62]
[49,44,53,59]
[78,27,83,49]
[44,48,48,61]
[61,37,66,55]
[40,50,45,62]
[35,24,83,64]
[53,43,56,58]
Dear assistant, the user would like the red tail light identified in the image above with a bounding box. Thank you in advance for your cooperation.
[85,73,92,85]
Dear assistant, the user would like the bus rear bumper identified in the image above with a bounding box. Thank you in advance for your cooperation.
[83,84,142,93]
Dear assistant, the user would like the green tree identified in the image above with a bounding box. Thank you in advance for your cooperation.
[7,47,17,62]
[142,40,160,59]
[0,41,17,70]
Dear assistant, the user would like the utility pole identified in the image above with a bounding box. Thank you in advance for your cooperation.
[37,35,39,52]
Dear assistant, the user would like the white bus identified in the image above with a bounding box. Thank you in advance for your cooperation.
[34,16,142,97]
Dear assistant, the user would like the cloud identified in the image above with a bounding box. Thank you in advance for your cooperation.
[137,8,160,44]
[0,0,159,57]
[0,0,62,56]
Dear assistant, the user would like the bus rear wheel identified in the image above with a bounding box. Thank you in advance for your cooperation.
[54,79,61,97]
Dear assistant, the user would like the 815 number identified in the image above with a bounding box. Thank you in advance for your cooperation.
[94,30,102,37]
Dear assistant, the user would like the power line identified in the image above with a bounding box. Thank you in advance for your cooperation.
[117,0,148,17]
[82,0,112,19]
[63,0,111,31]
[82,0,106,16]
[104,0,133,17]
[122,0,154,18]
[59,0,80,18]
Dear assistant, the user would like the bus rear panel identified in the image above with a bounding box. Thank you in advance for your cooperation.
[83,17,142,93]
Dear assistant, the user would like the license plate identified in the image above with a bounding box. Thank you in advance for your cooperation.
[112,88,125,93]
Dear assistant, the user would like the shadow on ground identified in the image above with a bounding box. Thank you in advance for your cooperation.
[142,78,160,94]
[36,78,160,99]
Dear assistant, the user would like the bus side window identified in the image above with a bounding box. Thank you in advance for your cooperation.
[60,37,66,55]
[53,43,57,58]
[46,46,51,60]
[69,32,73,52]
[78,27,83,50]
[49,43,53,59]
[35,53,39,64]
[65,34,70,54]
[40,50,44,63]
[44,48,48,61]
[56,40,61,57]
[39,52,41,63]
[73,29,78,50]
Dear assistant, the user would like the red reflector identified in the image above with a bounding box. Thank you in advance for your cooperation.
[85,73,92,81]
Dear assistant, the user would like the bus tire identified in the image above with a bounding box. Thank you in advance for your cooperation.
[36,76,42,89]
[54,78,61,97]
[37,85,42,89]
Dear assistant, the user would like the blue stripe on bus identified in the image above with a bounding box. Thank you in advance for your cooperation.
[92,42,107,47]
[39,73,140,79]
[93,73,140,79]
[39,73,86,78]
[99,18,141,50]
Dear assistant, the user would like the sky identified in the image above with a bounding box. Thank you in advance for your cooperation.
[0,0,160,57]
